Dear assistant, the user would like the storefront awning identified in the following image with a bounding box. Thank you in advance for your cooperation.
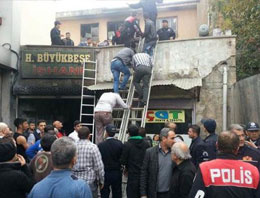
[87,78,202,91]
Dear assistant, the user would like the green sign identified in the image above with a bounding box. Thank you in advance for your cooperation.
[21,46,95,78]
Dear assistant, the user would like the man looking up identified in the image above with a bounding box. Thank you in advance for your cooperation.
[28,137,92,198]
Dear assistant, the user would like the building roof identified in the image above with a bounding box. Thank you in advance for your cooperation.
[87,78,202,91]
[56,0,198,20]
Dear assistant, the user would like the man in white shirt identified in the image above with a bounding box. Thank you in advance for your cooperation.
[94,92,128,144]
[69,120,81,142]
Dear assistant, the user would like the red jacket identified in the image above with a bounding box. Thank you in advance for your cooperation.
[189,154,260,198]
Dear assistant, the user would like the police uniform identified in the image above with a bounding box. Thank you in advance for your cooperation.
[189,154,260,198]
[237,145,260,171]
[157,27,175,41]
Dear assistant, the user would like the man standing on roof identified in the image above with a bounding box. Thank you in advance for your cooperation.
[121,11,143,49]
[94,92,128,144]
[143,13,157,56]
[129,0,163,24]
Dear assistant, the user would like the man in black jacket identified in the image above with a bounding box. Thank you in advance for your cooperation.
[121,124,150,198]
[169,142,196,198]
[0,137,34,198]
[200,119,218,162]
[188,124,204,168]
[140,127,176,198]
[98,124,123,198]
[143,13,157,56]
[50,21,64,45]
[129,0,163,24]
[189,131,260,198]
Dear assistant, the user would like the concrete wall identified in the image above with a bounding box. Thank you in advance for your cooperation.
[59,8,198,45]
[91,36,236,132]
[0,0,56,126]
[230,74,260,125]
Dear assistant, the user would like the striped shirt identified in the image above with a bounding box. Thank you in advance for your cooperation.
[132,53,152,69]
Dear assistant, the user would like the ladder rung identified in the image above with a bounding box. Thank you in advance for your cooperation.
[113,108,125,111]
[82,95,95,98]
[81,113,94,116]
[84,77,95,80]
[113,118,122,121]
[131,108,144,111]
[81,123,94,126]
[129,118,142,121]
[84,69,96,72]
[82,104,95,107]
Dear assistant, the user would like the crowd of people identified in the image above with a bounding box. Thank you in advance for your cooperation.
[1,118,260,198]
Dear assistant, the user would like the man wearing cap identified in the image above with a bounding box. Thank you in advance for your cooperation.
[0,137,34,198]
[200,118,218,162]
[157,20,176,41]
[50,20,64,45]
[140,127,176,198]
[98,124,123,198]
[246,122,260,149]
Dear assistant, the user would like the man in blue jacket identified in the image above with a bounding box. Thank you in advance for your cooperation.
[28,137,92,198]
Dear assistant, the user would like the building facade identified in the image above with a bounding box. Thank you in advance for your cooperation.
[0,0,55,127]
[57,0,209,45]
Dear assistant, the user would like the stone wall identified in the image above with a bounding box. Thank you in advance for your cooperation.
[196,56,236,134]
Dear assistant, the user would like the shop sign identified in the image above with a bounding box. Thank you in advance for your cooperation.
[146,110,185,123]
[21,46,95,78]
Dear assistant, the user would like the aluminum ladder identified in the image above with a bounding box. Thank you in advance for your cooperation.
[79,60,97,142]
[115,39,158,142]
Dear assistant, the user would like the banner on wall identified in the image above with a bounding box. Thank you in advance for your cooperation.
[146,110,185,123]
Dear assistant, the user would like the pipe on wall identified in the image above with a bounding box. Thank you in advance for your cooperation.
[223,65,228,131]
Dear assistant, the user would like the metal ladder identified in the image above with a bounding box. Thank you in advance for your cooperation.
[80,60,97,142]
[115,39,158,142]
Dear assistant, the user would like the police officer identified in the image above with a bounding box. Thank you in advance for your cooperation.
[246,122,260,149]
[230,124,260,171]
[189,131,260,198]
[157,20,176,41]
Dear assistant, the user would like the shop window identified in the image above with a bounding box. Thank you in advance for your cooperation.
[107,21,124,40]
[156,17,178,37]
[81,23,99,42]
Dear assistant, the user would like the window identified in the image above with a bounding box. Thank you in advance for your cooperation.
[156,17,178,37]
[107,21,124,40]
[81,23,99,41]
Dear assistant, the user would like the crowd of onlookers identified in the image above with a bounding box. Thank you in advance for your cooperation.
[1,118,260,198]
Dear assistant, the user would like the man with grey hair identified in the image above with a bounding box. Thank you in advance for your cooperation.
[169,142,196,198]
[230,124,260,171]
[140,127,176,198]
[28,137,92,198]
[0,122,10,138]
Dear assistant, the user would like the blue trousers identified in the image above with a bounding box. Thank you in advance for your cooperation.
[111,59,130,93]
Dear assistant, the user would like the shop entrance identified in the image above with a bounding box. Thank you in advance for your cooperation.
[18,98,81,134]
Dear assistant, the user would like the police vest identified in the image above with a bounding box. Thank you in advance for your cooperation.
[200,159,259,189]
